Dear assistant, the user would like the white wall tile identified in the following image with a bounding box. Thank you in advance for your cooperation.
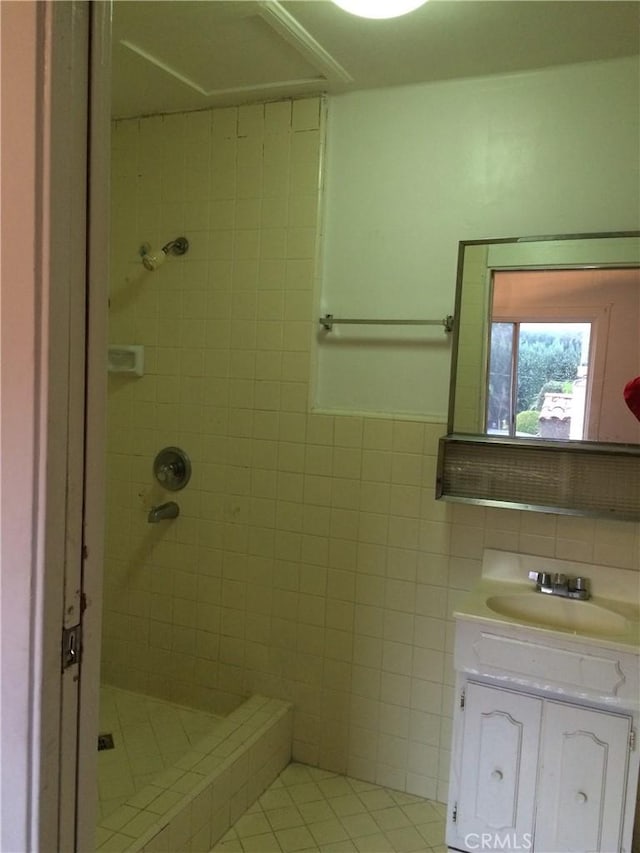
[106,96,640,813]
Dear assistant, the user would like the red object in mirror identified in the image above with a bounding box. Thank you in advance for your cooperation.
[623,376,640,422]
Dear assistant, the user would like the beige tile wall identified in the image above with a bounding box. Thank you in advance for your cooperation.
[103,96,640,803]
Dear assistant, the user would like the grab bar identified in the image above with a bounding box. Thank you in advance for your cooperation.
[319,314,454,333]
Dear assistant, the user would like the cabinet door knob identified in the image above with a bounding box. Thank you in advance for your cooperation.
[491,770,503,781]
[575,791,588,804]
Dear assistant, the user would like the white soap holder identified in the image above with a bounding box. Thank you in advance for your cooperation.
[108,345,144,376]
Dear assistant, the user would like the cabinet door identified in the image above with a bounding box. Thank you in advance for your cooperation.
[452,682,541,851]
[535,700,631,853]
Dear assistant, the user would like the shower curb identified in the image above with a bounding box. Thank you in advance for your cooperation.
[96,694,293,852]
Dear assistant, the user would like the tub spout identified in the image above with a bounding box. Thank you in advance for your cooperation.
[147,501,179,523]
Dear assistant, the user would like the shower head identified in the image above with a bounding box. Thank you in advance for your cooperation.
[140,236,189,271]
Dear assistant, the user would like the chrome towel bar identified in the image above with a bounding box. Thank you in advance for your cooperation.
[319,314,454,333]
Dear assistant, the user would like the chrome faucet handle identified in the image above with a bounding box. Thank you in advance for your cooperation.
[529,571,553,592]
[153,447,191,491]
[569,575,589,592]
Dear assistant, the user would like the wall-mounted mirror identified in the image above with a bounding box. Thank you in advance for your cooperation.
[449,232,640,446]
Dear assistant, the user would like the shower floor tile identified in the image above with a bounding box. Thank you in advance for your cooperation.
[98,685,223,821]
[211,763,447,853]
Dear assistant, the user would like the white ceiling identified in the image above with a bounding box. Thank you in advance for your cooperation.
[112,0,640,119]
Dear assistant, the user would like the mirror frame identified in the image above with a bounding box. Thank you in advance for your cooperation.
[447,231,640,444]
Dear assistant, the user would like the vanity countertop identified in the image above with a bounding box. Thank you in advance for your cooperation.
[454,578,640,655]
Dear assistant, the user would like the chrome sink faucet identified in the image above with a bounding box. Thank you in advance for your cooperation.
[528,570,590,600]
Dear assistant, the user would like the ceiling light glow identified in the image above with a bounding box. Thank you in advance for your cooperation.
[331,0,429,19]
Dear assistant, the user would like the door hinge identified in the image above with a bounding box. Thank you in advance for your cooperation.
[62,624,82,671]
[630,729,636,751]
[460,689,465,709]
[452,802,458,823]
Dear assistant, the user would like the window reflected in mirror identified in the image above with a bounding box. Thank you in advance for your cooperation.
[488,266,639,443]
[487,320,591,440]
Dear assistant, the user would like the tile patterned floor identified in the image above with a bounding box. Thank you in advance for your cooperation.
[212,763,447,853]
[98,685,224,821]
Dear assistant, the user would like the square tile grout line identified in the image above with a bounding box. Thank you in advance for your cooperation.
[211,762,447,853]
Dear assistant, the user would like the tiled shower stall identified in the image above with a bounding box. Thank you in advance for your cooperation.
[102,94,640,838]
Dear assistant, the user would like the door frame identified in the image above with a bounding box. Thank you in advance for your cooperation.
[76,1,111,849]
[0,2,109,850]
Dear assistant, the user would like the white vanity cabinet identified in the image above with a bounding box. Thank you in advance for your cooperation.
[450,680,633,853]
[448,617,640,853]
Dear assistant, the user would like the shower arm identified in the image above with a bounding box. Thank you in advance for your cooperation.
[162,237,189,256]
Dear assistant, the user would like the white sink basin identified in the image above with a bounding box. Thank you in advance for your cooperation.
[486,593,628,636]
